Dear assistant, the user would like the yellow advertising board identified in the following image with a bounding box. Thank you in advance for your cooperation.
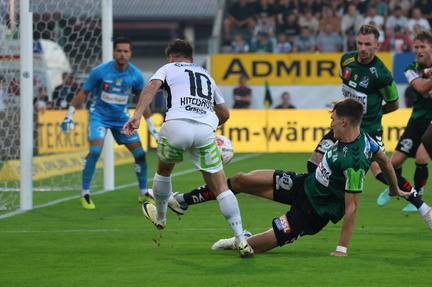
[216,109,409,153]
[36,110,162,155]
[0,108,411,180]
[210,53,393,85]
[35,108,409,155]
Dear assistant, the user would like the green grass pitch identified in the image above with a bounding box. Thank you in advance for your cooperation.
[0,152,431,286]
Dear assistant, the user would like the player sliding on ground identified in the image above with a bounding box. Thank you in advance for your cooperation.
[157,98,432,256]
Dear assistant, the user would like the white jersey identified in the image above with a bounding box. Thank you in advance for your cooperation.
[150,62,225,129]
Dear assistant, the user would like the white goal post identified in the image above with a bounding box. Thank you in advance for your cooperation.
[0,0,113,210]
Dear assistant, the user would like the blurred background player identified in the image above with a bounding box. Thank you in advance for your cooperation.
[61,37,159,209]
[306,25,400,198]
[122,39,254,258]
[377,31,432,211]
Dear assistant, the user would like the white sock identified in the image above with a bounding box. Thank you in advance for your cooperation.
[153,173,172,222]
[139,189,148,196]
[216,190,245,241]
[418,203,430,216]
[81,190,90,197]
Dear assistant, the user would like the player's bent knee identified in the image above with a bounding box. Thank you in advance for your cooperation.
[131,146,146,161]
[230,172,248,190]
[88,145,103,160]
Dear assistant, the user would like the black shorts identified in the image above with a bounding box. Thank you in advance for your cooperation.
[271,170,329,246]
[395,117,431,158]
[314,130,384,154]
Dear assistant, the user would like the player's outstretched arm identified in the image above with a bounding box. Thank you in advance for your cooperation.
[330,192,360,257]
[214,102,230,126]
[123,79,162,135]
[373,149,412,198]
[134,80,162,117]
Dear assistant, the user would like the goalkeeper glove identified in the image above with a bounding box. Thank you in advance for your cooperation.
[146,116,160,141]
[61,106,76,134]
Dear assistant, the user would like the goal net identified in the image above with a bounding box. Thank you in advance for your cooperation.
[0,0,103,210]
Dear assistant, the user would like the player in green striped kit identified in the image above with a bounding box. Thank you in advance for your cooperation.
[159,98,431,256]
[378,31,432,211]
[205,97,423,255]
[307,24,399,180]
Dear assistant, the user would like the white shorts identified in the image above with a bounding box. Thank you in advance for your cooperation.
[157,119,223,173]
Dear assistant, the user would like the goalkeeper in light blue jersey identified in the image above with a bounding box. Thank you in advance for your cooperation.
[61,37,159,209]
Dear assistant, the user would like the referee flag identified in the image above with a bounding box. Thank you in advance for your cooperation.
[264,80,273,108]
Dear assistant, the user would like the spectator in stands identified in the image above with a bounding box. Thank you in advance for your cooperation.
[341,4,364,38]
[348,0,369,16]
[385,5,408,36]
[223,0,256,43]
[52,72,80,110]
[277,0,299,28]
[413,0,432,27]
[382,25,413,52]
[326,0,345,18]
[363,5,384,30]
[279,13,301,45]
[0,75,6,114]
[251,12,277,52]
[316,23,343,52]
[298,7,320,36]
[411,24,424,42]
[319,5,341,34]
[274,91,295,109]
[367,0,389,19]
[406,8,432,39]
[255,0,277,23]
[275,33,292,53]
[233,75,252,109]
[388,0,411,16]
[252,34,274,53]
[34,86,53,113]
[231,33,250,53]
[292,26,317,53]
[344,29,357,52]
[298,0,323,20]
[368,21,385,50]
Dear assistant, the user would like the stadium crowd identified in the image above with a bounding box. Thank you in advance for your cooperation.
[223,0,432,53]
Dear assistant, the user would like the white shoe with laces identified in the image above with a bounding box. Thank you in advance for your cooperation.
[142,202,166,230]
[211,230,252,251]
[147,190,188,215]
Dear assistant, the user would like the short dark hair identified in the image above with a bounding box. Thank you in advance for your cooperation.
[414,30,432,44]
[358,24,380,41]
[331,98,363,127]
[114,37,132,50]
[165,39,193,59]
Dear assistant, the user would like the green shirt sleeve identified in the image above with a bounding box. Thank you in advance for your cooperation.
[344,168,366,192]
[381,81,399,102]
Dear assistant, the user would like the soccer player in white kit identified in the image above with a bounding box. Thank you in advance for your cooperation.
[122,39,254,258]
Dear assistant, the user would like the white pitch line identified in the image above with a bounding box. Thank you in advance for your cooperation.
[0,226,419,234]
[0,153,263,220]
